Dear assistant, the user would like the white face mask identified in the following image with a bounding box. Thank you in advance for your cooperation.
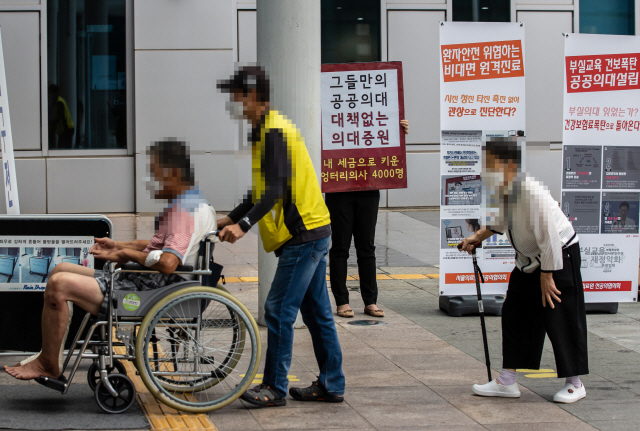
[225,100,245,119]
[483,171,503,191]
[145,176,162,195]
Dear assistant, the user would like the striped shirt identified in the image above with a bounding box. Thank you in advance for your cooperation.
[144,188,217,270]
[485,175,578,274]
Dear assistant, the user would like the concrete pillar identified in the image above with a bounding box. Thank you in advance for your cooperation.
[256,0,322,327]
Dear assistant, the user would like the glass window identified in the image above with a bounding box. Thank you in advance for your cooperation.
[321,0,381,64]
[453,0,510,22]
[580,0,634,35]
[47,1,127,150]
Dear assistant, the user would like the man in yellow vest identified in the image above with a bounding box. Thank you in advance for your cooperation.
[217,66,345,407]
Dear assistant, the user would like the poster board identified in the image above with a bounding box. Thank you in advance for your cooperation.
[320,62,407,192]
[0,236,95,291]
[0,215,111,352]
[561,33,640,303]
[0,27,19,214]
[439,22,525,296]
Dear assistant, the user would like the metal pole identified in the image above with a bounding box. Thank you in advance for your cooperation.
[471,247,492,383]
[256,0,321,328]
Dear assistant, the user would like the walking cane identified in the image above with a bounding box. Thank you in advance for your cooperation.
[458,241,492,383]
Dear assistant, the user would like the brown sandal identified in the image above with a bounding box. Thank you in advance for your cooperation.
[364,307,385,318]
[337,309,354,318]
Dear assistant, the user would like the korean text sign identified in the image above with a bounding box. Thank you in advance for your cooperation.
[561,33,640,303]
[320,62,407,193]
[440,23,526,132]
[0,28,19,214]
[0,236,95,292]
[439,22,526,297]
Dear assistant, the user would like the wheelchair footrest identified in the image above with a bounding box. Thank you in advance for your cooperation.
[35,374,68,393]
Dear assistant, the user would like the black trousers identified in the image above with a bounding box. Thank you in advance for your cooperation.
[325,191,379,306]
[502,242,589,378]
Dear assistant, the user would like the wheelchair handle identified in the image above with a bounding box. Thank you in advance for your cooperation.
[205,230,220,240]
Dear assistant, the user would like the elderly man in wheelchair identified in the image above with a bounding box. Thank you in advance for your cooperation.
[4,139,261,413]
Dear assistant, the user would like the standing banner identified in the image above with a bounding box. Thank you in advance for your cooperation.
[0,28,19,214]
[439,22,525,296]
[561,33,640,303]
[320,62,407,192]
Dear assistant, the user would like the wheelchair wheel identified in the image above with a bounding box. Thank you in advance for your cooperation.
[135,286,260,413]
[94,374,136,414]
[87,359,127,391]
[151,306,246,394]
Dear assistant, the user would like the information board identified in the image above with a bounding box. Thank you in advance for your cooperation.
[0,215,111,352]
[0,236,95,291]
[561,33,640,303]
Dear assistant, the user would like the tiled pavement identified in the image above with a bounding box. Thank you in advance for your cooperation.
[3,210,640,430]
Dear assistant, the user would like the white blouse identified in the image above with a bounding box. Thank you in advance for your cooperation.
[485,175,578,274]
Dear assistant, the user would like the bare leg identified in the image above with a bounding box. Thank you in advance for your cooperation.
[14,263,97,367]
[50,262,95,278]
[4,271,103,380]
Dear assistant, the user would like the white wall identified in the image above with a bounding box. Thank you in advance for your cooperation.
[387,10,444,145]
[47,158,135,213]
[0,12,40,150]
[518,11,573,142]
[134,0,240,212]
[0,158,46,214]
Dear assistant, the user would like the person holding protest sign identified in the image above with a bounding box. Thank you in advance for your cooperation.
[327,120,409,319]
[458,139,589,404]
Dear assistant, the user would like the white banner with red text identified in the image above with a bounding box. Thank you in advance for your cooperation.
[561,33,640,303]
[439,22,525,297]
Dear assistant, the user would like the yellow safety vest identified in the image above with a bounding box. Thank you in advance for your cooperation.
[252,110,331,253]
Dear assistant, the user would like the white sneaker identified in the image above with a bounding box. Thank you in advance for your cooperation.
[472,379,521,398]
[553,383,586,403]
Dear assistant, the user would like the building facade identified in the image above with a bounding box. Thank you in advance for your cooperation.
[0,0,636,214]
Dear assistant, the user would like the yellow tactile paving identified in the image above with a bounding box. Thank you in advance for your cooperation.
[113,346,218,431]
[239,276,259,282]
[518,368,559,379]
[525,372,558,378]
[240,373,300,384]
[222,276,242,283]
[224,274,440,282]
[388,274,428,280]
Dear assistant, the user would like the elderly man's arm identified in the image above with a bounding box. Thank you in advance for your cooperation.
[92,248,180,275]
[90,238,150,255]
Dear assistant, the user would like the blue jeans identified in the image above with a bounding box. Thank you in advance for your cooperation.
[262,236,345,397]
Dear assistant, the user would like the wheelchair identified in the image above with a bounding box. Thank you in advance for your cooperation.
[35,231,261,414]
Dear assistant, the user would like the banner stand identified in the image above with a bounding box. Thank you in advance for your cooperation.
[438,22,526,317]
[584,302,619,314]
[439,295,504,317]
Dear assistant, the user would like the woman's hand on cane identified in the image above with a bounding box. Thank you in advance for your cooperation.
[459,237,480,254]
[540,272,561,308]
